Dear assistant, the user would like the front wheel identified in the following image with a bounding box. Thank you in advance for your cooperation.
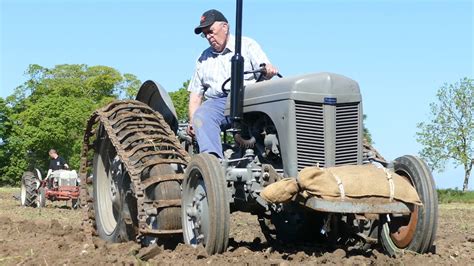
[182,154,229,255]
[71,198,80,210]
[379,155,438,256]
[37,187,46,208]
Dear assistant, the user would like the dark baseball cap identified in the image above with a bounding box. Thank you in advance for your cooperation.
[194,9,228,34]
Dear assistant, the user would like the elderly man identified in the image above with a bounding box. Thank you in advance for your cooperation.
[187,9,278,158]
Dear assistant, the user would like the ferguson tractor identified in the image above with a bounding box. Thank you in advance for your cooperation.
[21,168,80,209]
[79,0,437,256]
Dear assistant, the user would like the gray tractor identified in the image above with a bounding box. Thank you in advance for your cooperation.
[79,0,437,256]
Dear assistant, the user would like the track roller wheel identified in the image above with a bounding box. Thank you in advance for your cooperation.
[182,153,229,255]
[379,155,438,256]
[143,164,182,247]
[81,100,189,244]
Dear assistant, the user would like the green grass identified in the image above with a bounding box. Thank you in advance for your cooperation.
[0,186,20,193]
[437,188,474,204]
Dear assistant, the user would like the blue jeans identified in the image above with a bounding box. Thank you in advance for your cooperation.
[192,97,230,158]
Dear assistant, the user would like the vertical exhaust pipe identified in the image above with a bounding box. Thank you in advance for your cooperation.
[230,0,244,131]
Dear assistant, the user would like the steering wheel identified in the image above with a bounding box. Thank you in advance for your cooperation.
[221,63,283,94]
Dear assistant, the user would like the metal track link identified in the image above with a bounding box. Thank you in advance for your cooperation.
[79,100,190,242]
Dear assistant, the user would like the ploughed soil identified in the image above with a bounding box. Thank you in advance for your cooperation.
[0,187,473,265]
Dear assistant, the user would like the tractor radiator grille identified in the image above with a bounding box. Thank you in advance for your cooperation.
[335,103,360,165]
[295,101,325,170]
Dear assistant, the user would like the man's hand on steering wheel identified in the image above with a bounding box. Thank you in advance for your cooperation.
[221,63,283,94]
[263,63,279,79]
[186,124,195,138]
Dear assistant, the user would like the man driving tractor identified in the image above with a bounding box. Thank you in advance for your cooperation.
[47,149,69,188]
[186,9,278,158]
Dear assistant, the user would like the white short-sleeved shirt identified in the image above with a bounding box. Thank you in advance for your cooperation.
[187,35,271,99]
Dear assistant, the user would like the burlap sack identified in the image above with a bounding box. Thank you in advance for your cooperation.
[298,164,422,205]
[260,178,299,204]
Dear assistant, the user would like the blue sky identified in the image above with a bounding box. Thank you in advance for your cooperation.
[1,0,472,189]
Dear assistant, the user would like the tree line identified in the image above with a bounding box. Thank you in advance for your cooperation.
[0,64,471,191]
[0,64,140,185]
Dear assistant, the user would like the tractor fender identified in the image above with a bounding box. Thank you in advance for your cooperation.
[136,80,179,133]
[34,168,43,181]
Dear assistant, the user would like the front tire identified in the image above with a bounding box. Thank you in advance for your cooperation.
[37,187,46,208]
[71,198,80,210]
[379,155,438,256]
[182,154,229,255]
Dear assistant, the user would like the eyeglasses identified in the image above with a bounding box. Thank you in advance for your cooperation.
[200,23,224,38]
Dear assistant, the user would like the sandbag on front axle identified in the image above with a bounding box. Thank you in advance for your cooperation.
[260,177,299,203]
[298,164,422,205]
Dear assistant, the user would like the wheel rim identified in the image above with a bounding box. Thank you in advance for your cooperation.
[183,169,210,247]
[388,171,419,248]
[38,188,45,207]
[35,169,43,181]
[388,208,418,248]
[20,181,26,205]
[96,141,123,236]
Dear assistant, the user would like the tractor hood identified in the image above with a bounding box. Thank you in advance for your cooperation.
[226,72,361,112]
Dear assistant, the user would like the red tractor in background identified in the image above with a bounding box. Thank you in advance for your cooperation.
[20,168,80,209]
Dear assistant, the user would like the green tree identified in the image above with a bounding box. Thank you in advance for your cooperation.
[0,64,140,185]
[416,77,473,192]
[0,98,12,173]
[363,114,373,145]
[169,80,190,121]
[0,98,11,139]
[121,73,141,99]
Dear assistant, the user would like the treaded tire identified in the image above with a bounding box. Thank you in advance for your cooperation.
[182,153,230,255]
[380,155,438,256]
[21,171,38,207]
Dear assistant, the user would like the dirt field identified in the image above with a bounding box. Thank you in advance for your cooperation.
[1,187,473,265]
